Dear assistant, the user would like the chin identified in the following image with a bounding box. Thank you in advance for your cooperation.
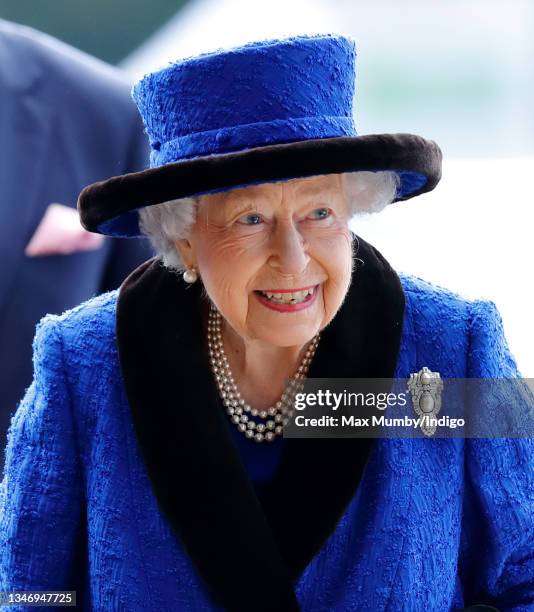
[253,323,320,348]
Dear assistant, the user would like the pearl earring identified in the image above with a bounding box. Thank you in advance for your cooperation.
[183,267,198,284]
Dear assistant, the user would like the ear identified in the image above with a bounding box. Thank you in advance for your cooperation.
[174,238,196,269]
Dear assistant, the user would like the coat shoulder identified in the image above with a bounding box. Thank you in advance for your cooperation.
[38,289,119,362]
[397,273,520,377]
[399,273,473,321]
[398,274,475,377]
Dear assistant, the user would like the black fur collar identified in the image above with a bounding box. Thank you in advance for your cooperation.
[115,236,405,611]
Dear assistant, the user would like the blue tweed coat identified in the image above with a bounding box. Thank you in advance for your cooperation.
[1,239,533,612]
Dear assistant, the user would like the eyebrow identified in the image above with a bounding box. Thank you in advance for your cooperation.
[218,182,341,215]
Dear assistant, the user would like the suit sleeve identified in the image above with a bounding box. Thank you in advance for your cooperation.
[459,300,534,611]
[0,315,84,606]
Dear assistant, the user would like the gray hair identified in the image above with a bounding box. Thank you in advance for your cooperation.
[138,171,400,272]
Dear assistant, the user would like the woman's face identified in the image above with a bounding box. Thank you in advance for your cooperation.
[176,174,354,348]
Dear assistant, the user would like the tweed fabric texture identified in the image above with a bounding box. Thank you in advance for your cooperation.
[132,34,357,165]
[1,276,533,611]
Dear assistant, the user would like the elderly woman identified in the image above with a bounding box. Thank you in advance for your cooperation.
[1,34,533,612]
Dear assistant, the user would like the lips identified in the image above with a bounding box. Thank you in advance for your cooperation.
[252,284,321,313]
[256,286,317,305]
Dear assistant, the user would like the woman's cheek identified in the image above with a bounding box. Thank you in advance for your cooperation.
[196,233,245,267]
[312,231,353,264]
[212,225,271,256]
[307,219,352,242]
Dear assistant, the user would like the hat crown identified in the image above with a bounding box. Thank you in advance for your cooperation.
[132,34,357,167]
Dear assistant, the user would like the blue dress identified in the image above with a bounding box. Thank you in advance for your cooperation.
[228,424,285,482]
[1,239,533,612]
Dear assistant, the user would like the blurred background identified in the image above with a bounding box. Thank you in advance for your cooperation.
[2,0,533,375]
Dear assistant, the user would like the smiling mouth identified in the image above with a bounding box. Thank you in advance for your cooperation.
[254,285,319,305]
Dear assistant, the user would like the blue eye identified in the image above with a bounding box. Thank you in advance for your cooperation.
[309,207,331,220]
[237,213,262,225]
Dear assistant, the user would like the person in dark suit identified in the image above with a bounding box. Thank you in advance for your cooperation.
[0,19,152,452]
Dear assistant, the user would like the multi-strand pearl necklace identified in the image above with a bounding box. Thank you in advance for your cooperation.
[207,304,320,443]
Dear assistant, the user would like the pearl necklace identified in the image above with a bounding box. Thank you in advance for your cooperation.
[207,304,320,443]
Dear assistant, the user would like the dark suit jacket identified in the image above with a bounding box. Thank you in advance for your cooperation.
[0,20,152,450]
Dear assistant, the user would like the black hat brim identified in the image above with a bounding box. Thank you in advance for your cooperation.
[78,132,442,237]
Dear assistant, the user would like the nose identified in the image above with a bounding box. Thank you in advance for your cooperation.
[268,219,310,276]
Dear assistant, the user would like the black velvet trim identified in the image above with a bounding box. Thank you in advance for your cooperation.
[115,236,405,611]
[80,133,442,234]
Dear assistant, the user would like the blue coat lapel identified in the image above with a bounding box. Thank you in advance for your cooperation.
[115,236,405,611]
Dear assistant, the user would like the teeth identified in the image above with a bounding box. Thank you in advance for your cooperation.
[260,286,316,304]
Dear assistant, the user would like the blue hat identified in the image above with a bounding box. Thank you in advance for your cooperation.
[79,34,442,237]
